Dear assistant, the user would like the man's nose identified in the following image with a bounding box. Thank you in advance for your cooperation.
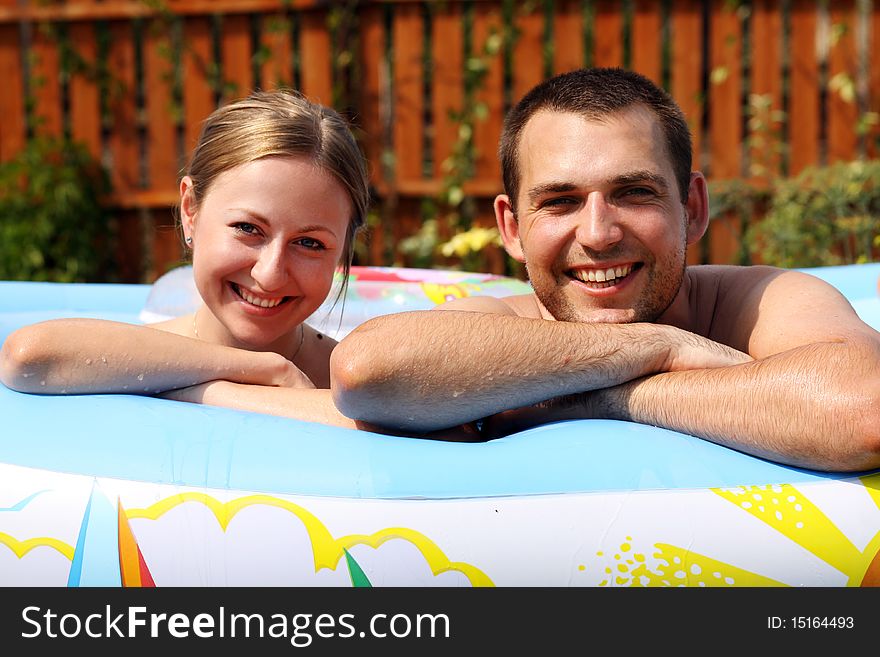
[250,243,289,291]
[574,193,624,251]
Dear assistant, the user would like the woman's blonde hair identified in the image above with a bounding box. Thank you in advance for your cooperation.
[184,89,369,290]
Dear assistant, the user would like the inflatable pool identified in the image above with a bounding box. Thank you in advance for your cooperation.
[1,264,879,587]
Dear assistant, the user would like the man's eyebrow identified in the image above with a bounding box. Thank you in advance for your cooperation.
[611,171,669,191]
[526,172,670,204]
[526,182,578,203]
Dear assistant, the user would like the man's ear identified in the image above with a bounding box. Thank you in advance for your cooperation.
[684,172,710,245]
[179,176,197,244]
[494,194,525,263]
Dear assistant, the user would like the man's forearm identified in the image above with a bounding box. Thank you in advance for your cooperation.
[592,341,880,472]
[332,311,748,432]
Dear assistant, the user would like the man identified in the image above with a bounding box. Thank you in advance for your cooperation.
[330,68,880,472]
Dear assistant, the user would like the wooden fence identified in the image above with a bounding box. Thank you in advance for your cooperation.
[1,0,879,282]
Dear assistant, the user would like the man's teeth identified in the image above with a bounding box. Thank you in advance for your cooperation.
[573,265,632,284]
[236,285,284,308]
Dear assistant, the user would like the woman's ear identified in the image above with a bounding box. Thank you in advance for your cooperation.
[179,176,197,246]
[495,194,525,263]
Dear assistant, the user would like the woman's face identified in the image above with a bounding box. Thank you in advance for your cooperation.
[181,156,352,354]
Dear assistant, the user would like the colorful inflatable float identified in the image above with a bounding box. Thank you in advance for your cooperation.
[1,264,879,587]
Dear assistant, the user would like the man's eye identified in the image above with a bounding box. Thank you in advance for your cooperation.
[622,187,655,197]
[542,197,578,208]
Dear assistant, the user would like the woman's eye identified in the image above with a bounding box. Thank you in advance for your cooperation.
[295,237,325,251]
[233,222,259,235]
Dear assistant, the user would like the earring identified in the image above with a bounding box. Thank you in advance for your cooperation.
[185,236,193,246]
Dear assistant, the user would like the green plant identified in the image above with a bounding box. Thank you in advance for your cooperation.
[746,160,880,268]
[0,138,116,282]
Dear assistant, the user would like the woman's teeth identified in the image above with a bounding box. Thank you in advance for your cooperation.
[234,284,285,308]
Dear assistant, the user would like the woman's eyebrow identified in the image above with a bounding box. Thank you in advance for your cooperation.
[229,210,339,237]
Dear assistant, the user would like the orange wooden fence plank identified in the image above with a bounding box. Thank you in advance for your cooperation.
[512,5,544,102]
[749,0,784,178]
[631,0,662,84]
[68,22,101,159]
[259,13,293,89]
[472,2,503,184]
[593,0,623,67]
[356,5,384,185]
[789,0,820,172]
[221,13,253,102]
[870,1,880,159]
[107,20,139,194]
[182,16,216,157]
[827,0,858,163]
[431,2,463,177]
[671,0,704,170]
[31,22,63,138]
[298,10,332,105]
[391,2,423,183]
[0,23,25,159]
[144,18,180,191]
[708,0,742,180]
[552,0,584,74]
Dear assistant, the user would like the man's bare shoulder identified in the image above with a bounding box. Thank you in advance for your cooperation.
[433,293,543,318]
[687,264,873,354]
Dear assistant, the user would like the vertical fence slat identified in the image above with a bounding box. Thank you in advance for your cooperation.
[707,0,744,265]
[144,18,179,192]
[356,4,387,265]
[221,13,253,102]
[749,0,784,178]
[31,22,63,137]
[182,16,216,157]
[631,0,662,83]
[357,5,384,185]
[827,0,859,163]
[472,2,503,186]
[552,0,584,74]
[143,18,181,283]
[389,3,424,261]
[68,23,101,159]
[431,2,463,178]
[0,20,25,159]
[259,13,293,89]
[708,0,742,180]
[298,10,332,105]
[789,0,820,173]
[870,0,880,159]
[107,21,139,194]
[391,2,423,185]
[593,0,623,67]
[671,0,704,170]
[512,5,544,102]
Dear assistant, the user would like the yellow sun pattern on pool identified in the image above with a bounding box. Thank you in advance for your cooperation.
[712,476,880,587]
[590,474,880,587]
[594,538,783,587]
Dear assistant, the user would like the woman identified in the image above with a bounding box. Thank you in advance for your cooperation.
[0,90,372,428]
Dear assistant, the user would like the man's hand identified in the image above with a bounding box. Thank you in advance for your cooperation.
[659,325,753,371]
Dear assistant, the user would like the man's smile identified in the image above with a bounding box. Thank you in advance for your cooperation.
[566,263,642,289]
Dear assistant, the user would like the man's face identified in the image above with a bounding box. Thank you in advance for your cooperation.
[506,106,695,324]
